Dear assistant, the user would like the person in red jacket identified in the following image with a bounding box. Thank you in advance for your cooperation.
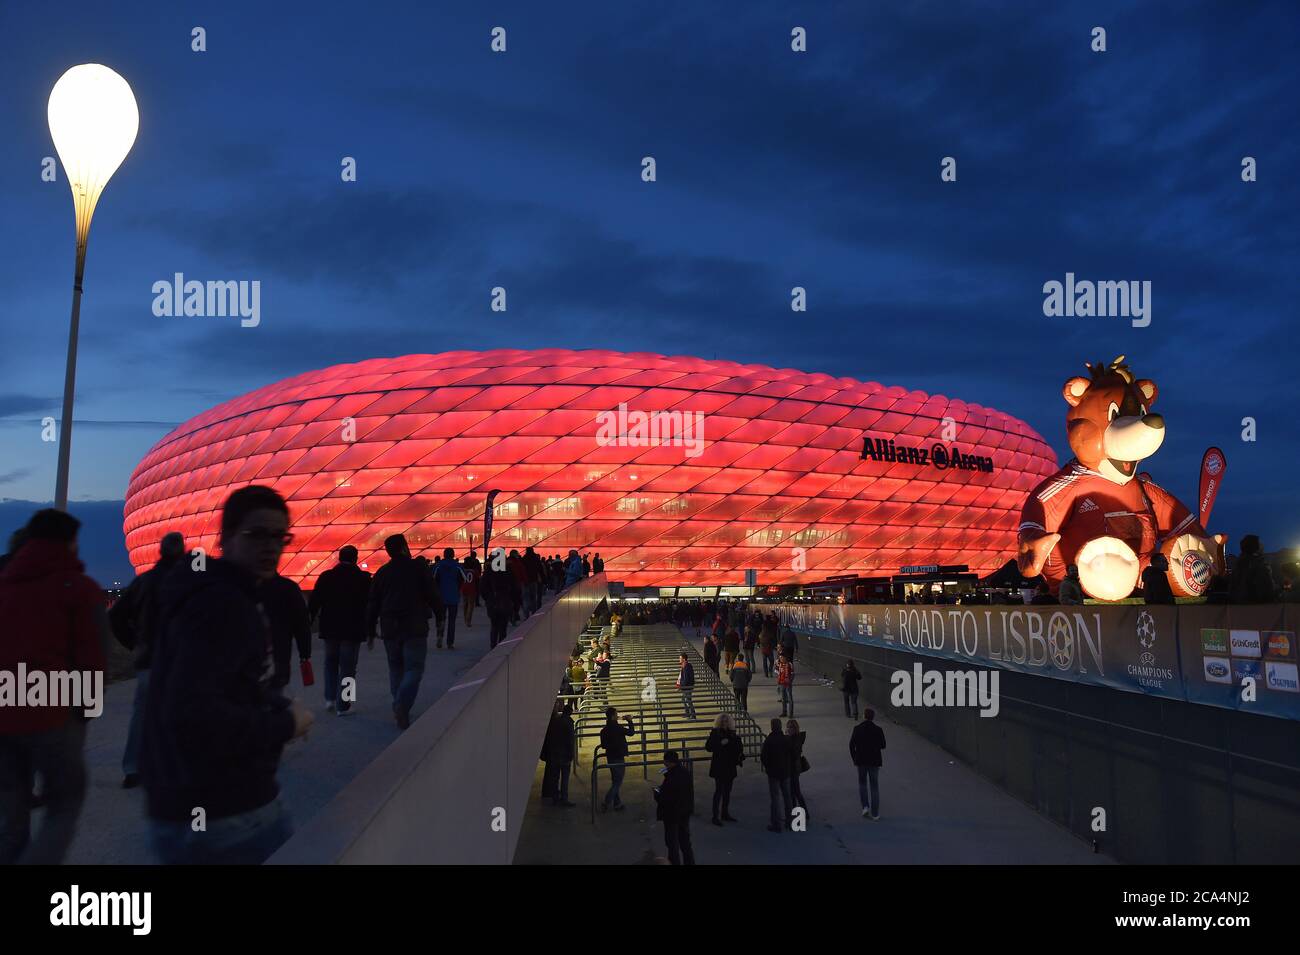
[0,508,108,864]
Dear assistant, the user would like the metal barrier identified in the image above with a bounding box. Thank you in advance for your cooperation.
[572,623,764,823]
[267,574,609,865]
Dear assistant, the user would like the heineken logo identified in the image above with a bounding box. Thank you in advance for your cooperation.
[861,437,994,473]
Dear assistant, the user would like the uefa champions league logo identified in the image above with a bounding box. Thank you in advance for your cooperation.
[1137,609,1157,665]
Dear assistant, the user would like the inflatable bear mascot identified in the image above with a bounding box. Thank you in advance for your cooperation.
[1017,356,1223,601]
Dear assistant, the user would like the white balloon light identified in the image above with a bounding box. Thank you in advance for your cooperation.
[47,63,139,510]
[48,63,139,246]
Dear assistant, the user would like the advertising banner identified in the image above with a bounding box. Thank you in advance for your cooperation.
[776,602,1300,720]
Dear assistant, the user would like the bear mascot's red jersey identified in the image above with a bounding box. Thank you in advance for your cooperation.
[1017,357,1224,601]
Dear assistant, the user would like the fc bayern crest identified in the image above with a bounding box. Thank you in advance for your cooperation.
[1181,552,1211,596]
[1205,451,1224,476]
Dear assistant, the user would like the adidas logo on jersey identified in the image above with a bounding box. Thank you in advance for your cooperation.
[1077,498,1099,513]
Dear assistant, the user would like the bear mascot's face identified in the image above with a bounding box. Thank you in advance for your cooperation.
[1063,358,1163,484]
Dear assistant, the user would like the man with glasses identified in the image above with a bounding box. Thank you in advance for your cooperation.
[142,484,314,865]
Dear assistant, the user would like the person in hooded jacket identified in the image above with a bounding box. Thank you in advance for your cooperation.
[0,509,108,864]
[564,549,584,588]
[142,486,314,864]
[432,547,464,649]
[307,545,371,715]
[110,530,186,788]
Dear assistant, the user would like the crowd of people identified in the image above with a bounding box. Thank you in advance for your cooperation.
[0,486,598,865]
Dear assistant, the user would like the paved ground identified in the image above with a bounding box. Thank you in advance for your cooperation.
[64,610,498,864]
[514,623,1114,865]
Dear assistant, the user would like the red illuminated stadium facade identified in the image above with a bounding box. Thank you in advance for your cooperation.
[123,350,1058,588]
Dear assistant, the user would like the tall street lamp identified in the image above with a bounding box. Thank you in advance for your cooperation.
[47,63,138,510]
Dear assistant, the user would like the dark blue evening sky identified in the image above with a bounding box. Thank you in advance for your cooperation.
[1,1,1297,581]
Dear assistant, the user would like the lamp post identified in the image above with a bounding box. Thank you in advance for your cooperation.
[47,63,139,510]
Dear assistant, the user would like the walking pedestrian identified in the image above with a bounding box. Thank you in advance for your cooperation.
[654,750,695,864]
[432,547,464,649]
[540,700,576,807]
[840,658,861,719]
[850,708,887,820]
[723,627,740,671]
[460,550,481,627]
[676,652,697,720]
[705,714,743,825]
[787,718,809,820]
[0,508,109,864]
[703,635,721,675]
[307,546,371,715]
[776,650,794,717]
[366,533,437,730]
[479,553,518,649]
[599,706,635,812]
[109,530,184,788]
[729,652,752,711]
[761,717,792,833]
[142,486,313,864]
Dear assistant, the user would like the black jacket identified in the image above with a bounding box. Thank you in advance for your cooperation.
[600,718,635,763]
[850,720,887,768]
[788,730,807,775]
[259,574,312,662]
[480,566,520,618]
[142,558,295,822]
[308,562,372,641]
[109,555,182,670]
[656,763,694,821]
[1230,554,1276,604]
[780,628,798,660]
[760,731,791,779]
[1141,566,1175,605]
[541,704,575,763]
[366,554,436,639]
[705,728,744,780]
[840,662,861,694]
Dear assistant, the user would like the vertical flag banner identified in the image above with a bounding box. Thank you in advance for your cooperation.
[1198,447,1226,526]
[483,488,502,558]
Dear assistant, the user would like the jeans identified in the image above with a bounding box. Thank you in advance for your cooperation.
[603,763,626,808]
[767,776,792,829]
[843,690,859,718]
[0,719,87,864]
[779,685,794,714]
[324,638,361,712]
[489,612,509,649]
[542,761,571,802]
[712,776,734,820]
[664,818,694,865]
[857,765,880,816]
[680,689,696,720]
[762,653,773,677]
[791,770,807,812]
[122,669,150,776]
[384,635,428,716]
[149,797,292,865]
[442,605,458,647]
[463,598,475,627]
[734,686,749,711]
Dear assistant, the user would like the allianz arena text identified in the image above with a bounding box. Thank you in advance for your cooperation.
[122,349,1058,588]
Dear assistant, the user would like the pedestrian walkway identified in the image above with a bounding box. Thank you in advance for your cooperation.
[64,613,496,864]
[514,623,1113,864]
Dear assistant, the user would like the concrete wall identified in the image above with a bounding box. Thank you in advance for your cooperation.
[799,635,1300,865]
[269,575,607,865]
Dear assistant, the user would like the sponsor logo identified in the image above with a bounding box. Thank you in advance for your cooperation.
[1202,657,1231,684]
[1265,661,1299,693]
[1077,498,1099,513]
[861,437,994,474]
[1263,631,1295,660]
[1200,628,1230,654]
[1229,630,1262,658]
[1232,659,1262,684]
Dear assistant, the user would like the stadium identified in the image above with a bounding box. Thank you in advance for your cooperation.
[122,349,1058,588]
